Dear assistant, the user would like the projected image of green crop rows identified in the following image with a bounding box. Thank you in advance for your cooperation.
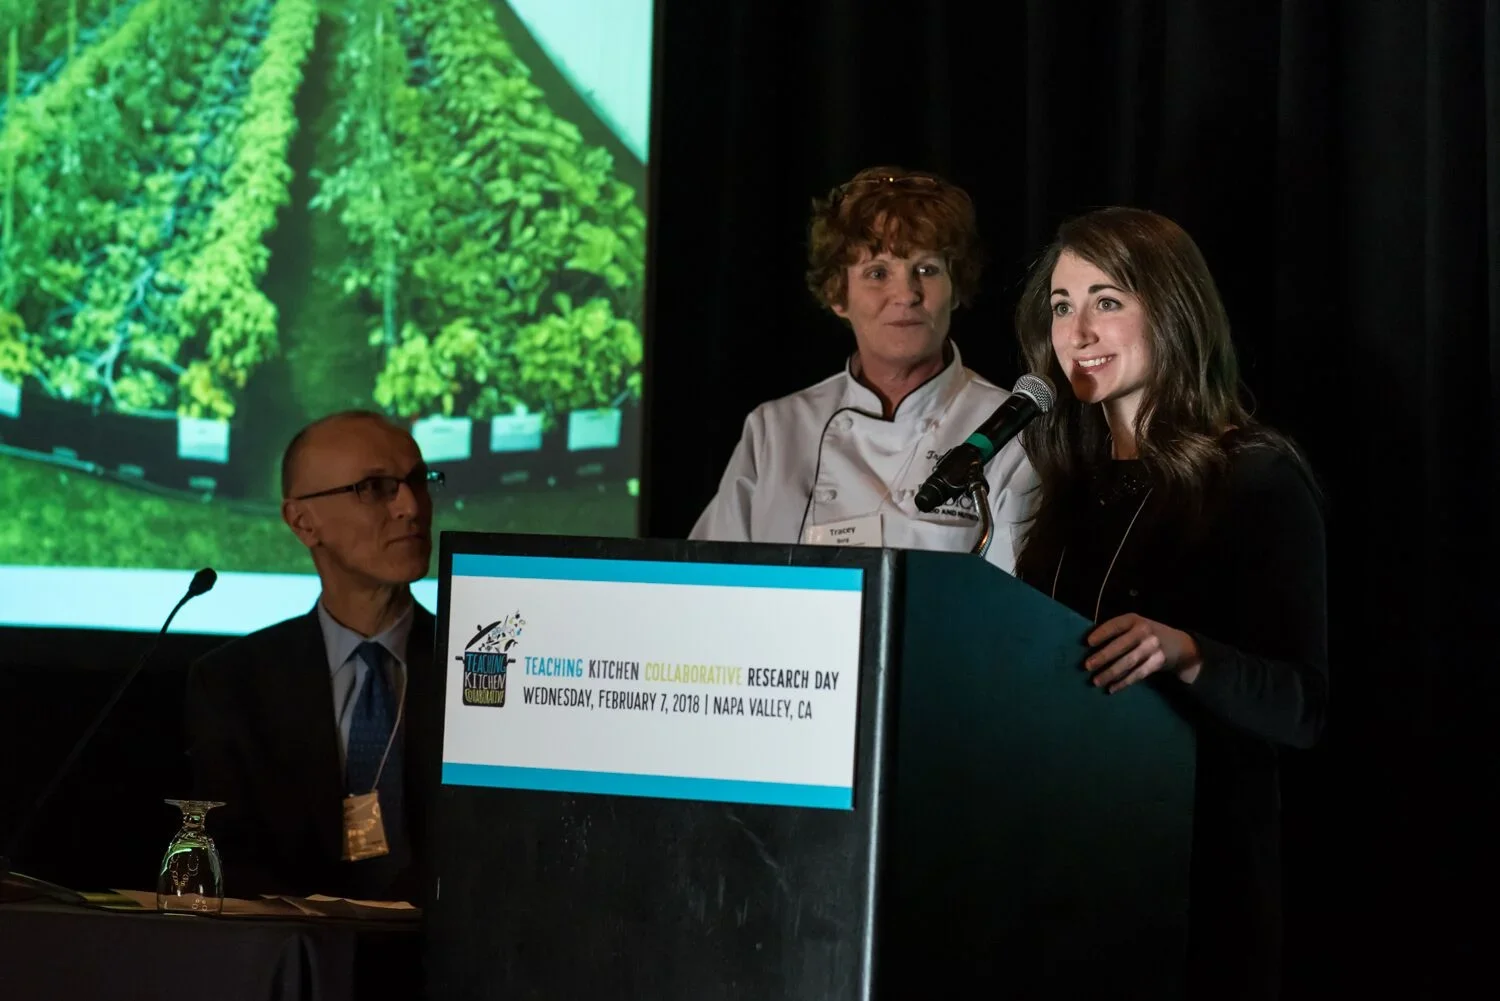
[0,0,302,417]
[0,0,647,573]
[314,0,644,425]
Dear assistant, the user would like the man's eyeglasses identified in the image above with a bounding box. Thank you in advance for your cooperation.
[294,468,445,504]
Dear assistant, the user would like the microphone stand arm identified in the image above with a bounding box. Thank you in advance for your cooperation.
[3,590,194,864]
[940,449,993,558]
[915,446,995,558]
[968,478,993,558]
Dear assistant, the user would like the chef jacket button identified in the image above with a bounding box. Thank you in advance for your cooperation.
[831,414,854,433]
[815,487,838,503]
[920,418,938,433]
[1128,588,1139,597]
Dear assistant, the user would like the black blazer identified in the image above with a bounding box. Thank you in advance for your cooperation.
[184,606,443,903]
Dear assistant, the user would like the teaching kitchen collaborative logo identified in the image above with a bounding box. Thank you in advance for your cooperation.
[458,612,524,708]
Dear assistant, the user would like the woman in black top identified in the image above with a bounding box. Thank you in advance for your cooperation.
[1012,207,1327,1000]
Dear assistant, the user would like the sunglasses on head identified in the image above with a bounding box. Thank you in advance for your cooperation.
[831,174,941,199]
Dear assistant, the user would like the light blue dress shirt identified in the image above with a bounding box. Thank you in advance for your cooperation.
[316,601,413,771]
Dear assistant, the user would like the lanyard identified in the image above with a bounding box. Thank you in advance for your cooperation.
[1051,488,1154,622]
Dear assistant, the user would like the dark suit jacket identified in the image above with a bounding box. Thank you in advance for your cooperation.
[184,606,443,903]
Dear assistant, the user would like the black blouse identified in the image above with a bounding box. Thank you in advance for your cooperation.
[1024,442,1328,999]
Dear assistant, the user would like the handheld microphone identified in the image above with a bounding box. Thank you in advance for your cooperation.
[914,374,1054,513]
[2,568,218,874]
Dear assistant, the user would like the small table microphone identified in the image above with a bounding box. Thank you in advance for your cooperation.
[2,568,218,880]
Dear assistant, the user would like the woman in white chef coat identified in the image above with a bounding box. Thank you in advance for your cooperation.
[690,166,1038,572]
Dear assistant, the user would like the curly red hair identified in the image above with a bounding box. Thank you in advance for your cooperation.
[805,166,983,311]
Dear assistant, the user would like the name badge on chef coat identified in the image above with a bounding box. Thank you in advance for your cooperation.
[803,513,883,547]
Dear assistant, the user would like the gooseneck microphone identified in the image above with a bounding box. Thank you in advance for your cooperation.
[2,568,218,873]
[915,374,1055,513]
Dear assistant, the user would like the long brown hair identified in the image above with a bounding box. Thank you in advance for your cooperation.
[1013,207,1299,582]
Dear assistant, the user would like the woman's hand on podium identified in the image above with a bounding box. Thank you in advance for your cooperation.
[1083,614,1204,694]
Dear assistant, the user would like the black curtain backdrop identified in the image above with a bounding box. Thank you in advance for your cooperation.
[645,1,1498,997]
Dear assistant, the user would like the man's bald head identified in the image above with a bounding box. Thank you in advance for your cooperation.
[279,410,433,593]
[280,410,395,499]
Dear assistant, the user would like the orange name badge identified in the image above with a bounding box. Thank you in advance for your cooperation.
[342,792,390,861]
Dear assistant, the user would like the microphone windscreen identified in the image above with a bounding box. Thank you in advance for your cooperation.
[1012,373,1056,414]
[189,567,218,597]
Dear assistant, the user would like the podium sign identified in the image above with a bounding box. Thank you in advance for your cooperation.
[441,554,864,809]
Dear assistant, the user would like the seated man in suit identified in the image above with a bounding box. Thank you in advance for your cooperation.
[185,410,444,902]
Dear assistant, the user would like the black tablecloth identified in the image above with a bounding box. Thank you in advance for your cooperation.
[0,902,421,1001]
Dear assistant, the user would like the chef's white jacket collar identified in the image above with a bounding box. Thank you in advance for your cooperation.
[839,341,969,424]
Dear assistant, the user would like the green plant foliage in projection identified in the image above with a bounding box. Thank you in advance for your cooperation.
[1,0,161,301]
[0,0,176,397]
[172,0,319,418]
[313,0,646,426]
[512,293,643,412]
[0,0,315,420]
[0,0,121,97]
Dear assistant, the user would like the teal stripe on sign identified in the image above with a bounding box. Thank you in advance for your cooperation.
[441,763,853,810]
[450,554,863,592]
